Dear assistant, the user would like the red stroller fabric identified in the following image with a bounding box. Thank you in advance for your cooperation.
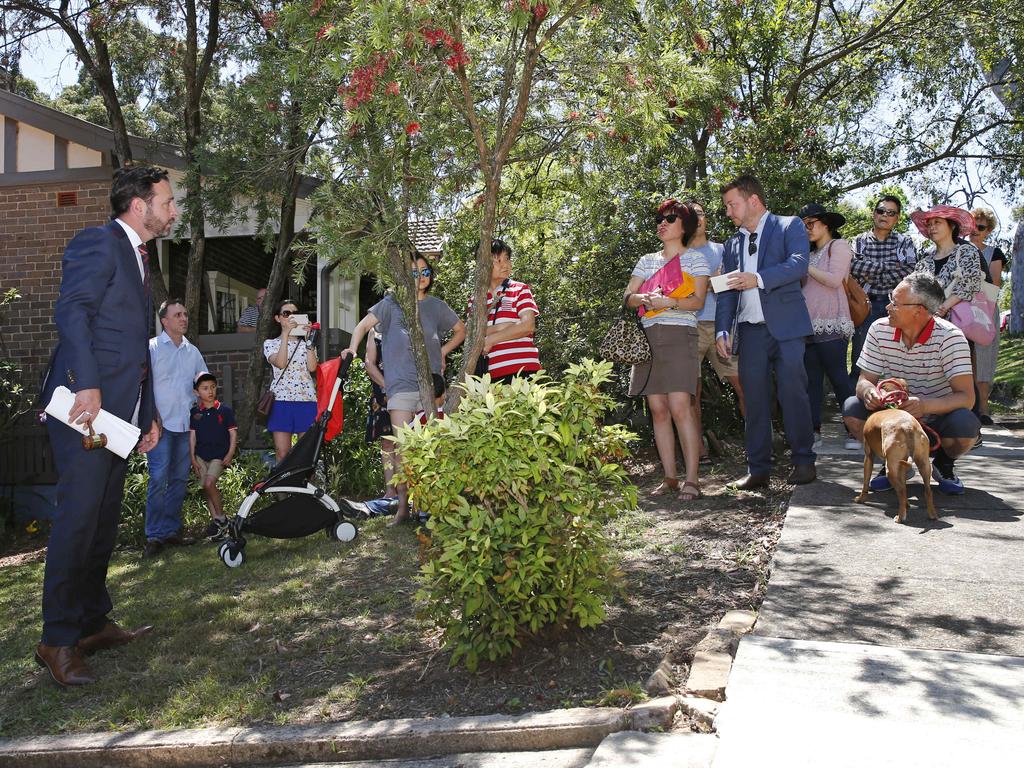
[316,357,345,441]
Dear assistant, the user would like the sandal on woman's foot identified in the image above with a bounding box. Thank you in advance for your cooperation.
[651,477,679,496]
[679,481,702,501]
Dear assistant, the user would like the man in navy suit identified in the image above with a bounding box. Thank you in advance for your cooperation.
[37,166,176,686]
[715,174,816,489]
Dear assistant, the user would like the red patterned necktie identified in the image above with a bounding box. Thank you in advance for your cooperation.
[138,243,151,296]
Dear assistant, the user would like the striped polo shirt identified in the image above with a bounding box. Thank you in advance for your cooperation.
[472,280,542,378]
[857,317,972,398]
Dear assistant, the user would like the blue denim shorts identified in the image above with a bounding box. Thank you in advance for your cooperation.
[267,400,317,434]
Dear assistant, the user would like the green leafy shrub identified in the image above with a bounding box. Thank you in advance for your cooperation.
[396,359,637,671]
[118,451,268,546]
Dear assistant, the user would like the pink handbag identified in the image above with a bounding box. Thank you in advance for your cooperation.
[950,292,996,345]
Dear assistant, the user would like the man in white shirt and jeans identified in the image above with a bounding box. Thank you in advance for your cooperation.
[144,299,207,557]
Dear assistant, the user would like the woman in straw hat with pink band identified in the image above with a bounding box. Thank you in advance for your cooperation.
[909,205,986,319]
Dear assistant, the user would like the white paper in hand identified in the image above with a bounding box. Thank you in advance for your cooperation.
[44,386,141,459]
[710,270,739,294]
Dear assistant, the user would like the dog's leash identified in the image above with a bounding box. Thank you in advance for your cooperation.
[874,378,941,453]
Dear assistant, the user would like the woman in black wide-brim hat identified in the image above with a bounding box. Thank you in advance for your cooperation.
[797,203,856,451]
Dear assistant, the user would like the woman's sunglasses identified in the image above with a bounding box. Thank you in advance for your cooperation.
[279,309,298,317]
[655,214,679,225]
[411,268,433,278]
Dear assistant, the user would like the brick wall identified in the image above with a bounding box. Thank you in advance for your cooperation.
[0,180,112,385]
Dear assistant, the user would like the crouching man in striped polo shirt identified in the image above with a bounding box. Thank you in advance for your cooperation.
[842,272,980,495]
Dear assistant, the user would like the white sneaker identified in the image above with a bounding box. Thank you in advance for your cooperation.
[812,433,823,451]
[844,436,861,450]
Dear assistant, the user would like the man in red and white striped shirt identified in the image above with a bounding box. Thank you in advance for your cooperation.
[472,240,542,382]
[843,272,980,494]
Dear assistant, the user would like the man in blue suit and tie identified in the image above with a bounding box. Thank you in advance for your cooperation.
[37,166,176,686]
[715,174,817,489]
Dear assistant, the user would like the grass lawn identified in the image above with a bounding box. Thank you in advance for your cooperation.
[993,333,1024,395]
[0,453,785,739]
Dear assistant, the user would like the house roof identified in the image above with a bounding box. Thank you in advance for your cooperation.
[0,88,320,198]
[410,218,443,254]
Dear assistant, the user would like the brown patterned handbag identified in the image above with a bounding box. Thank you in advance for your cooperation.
[600,305,651,365]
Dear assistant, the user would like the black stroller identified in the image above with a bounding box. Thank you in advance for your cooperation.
[217,353,374,568]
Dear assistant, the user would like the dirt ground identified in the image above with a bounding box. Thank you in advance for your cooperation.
[286,446,792,724]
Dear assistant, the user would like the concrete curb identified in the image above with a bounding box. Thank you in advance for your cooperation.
[677,609,757,730]
[0,708,630,768]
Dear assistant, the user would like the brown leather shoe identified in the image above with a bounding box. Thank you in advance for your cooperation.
[34,644,96,686]
[733,473,770,491]
[788,464,817,485]
[77,621,154,655]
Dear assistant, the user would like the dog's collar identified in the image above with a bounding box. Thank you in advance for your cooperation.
[893,317,935,346]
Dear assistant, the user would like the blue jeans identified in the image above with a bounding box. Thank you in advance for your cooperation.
[849,296,889,387]
[805,338,855,432]
[145,429,191,541]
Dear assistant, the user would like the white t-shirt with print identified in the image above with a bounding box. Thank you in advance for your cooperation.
[263,338,316,402]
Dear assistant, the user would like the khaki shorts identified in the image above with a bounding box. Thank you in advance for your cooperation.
[697,321,739,379]
[195,457,225,482]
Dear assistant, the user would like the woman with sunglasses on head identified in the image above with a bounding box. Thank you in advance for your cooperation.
[623,200,710,501]
[344,253,466,524]
[968,208,1005,425]
[264,299,319,462]
[797,204,856,451]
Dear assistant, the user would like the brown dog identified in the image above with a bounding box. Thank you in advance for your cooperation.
[855,379,937,523]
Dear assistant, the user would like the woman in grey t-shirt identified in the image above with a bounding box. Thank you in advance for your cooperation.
[345,254,466,524]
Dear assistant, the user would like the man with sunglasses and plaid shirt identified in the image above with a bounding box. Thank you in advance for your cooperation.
[849,195,918,392]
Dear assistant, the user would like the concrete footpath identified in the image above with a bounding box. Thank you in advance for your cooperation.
[712,421,1024,767]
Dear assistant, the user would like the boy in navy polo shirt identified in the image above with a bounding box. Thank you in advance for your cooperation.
[189,372,237,541]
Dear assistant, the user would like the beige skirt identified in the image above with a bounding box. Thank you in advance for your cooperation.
[629,323,699,396]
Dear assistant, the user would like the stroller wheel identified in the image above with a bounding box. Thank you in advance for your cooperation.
[217,542,229,559]
[331,521,358,543]
[221,543,245,568]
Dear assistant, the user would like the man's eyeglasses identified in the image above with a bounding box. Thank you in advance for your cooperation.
[411,268,433,278]
[887,292,924,309]
[655,214,679,225]
[874,207,899,217]
[279,309,297,317]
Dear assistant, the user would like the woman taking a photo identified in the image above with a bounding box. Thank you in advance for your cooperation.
[263,299,318,462]
[623,200,710,501]
[345,253,466,525]
[797,204,855,451]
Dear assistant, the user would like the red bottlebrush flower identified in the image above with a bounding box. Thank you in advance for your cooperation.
[595,110,607,122]
[694,32,709,52]
[347,123,361,138]
[406,122,421,136]
[385,81,400,96]
[311,0,325,16]
[667,98,678,108]
[567,110,581,120]
[517,0,530,11]
[624,68,637,87]
[316,24,333,40]
[533,2,548,21]
[343,94,358,110]
[260,11,278,30]
[266,102,279,111]
[805,128,817,137]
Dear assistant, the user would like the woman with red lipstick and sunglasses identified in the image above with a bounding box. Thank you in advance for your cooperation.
[622,200,710,501]
[263,298,319,462]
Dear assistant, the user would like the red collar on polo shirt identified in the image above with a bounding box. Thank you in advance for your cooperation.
[198,400,221,411]
[893,317,935,347]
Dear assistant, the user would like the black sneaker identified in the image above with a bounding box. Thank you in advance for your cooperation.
[203,518,229,542]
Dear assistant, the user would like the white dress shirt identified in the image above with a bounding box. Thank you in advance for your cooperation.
[737,210,770,325]
[114,218,147,283]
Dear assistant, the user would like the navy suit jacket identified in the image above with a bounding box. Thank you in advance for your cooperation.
[42,220,156,433]
[715,212,813,345]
